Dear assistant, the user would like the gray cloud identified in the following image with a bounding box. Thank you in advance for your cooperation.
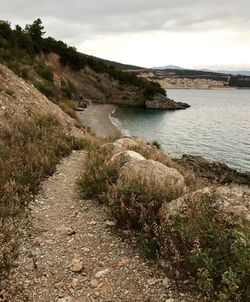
[1,1,250,31]
[1,0,250,58]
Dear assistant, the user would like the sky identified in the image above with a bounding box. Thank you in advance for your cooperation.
[1,0,250,69]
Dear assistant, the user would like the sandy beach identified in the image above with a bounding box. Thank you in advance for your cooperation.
[79,103,121,138]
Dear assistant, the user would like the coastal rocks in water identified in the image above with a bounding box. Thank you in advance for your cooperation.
[175,154,250,186]
[119,159,186,199]
[159,185,250,225]
[145,95,190,110]
[110,150,146,166]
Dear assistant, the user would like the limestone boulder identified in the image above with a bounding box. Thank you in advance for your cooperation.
[110,150,146,166]
[160,185,250,225]
[119,159,186,200]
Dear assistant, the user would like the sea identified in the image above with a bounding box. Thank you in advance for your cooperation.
[111,89,250,172]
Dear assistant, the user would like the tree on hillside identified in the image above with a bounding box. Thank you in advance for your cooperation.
[25,18,45,52]
[0,20,11,39]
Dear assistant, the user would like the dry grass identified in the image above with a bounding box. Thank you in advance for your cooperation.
[77,138,250,301]
[78,140,120,202]
[158,192,250,301]
[0,114,85,299]
[58,99,78,120]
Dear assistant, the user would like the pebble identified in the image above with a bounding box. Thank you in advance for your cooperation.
[69,259,84,272]
[95,269,110,279]
[58,297,73,302]
[90,279,99,288]
[162,277,170,288]
[71,278,79,289]
[105,220,117,227]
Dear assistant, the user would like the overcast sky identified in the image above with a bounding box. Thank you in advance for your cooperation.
[1,0,250,68]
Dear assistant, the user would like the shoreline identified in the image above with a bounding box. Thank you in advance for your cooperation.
[79,103,122,138]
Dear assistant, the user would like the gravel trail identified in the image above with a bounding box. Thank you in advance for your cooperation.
[12,151,195,302]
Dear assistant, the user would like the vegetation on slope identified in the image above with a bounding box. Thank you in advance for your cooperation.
[78,138,250,301]
[0,115,84,299]
[0,19,166,100]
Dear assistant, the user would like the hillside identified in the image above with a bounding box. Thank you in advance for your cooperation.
[0,19,189,110]
[0,63,81,135]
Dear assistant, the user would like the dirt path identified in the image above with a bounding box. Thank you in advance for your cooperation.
[12,151,195,302]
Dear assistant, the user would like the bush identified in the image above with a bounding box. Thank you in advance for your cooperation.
[152,140,161,149]
[35,81,54,98]
[58,99,78,120]
[35,65,54,83]
[158,193,250,301]
[78,143,120,202]
[107,178,170,232]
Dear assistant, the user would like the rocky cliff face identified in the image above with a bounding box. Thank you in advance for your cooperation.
[0,63,82,137]
[44,53,189,110]
[157,77,227,89]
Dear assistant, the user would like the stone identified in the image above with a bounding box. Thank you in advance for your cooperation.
[90,279,99,288]
[160,186,250,224]
[176,154,250,186]
[56,225,75,236]
[95,269,110,279]
[69,259,84,272]
[117,258,130,267]
[88,220,97,225]
[119,159,186,199]
[162,277,170,288]
[105,220,117,227]
[58,297,73,302]
[110,150,145,166]
[71,278,79,289]
[147,278,161,286]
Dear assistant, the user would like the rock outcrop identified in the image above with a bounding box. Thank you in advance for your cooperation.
[45,53,190,111]
[0,63,82,137]
[160,185,250,225]
[175,154,250,186]
[146,96,190,110]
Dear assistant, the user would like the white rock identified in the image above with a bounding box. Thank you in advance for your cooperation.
[58,297,73,302]
[110,150,145,166]
[105,220,117,227]
[95,269,110,279]
[69,259,84,272]
[120,159,186,199]
[90,279,99,288]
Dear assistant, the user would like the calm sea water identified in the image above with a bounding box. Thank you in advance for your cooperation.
[112,89,250,172]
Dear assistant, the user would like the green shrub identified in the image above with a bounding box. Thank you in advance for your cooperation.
[78,143,120,201]
[35,81,54,98]
[138,232,159,259]
[152,140,161,149]
[35,65,54,83]
[158,193,250,301]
